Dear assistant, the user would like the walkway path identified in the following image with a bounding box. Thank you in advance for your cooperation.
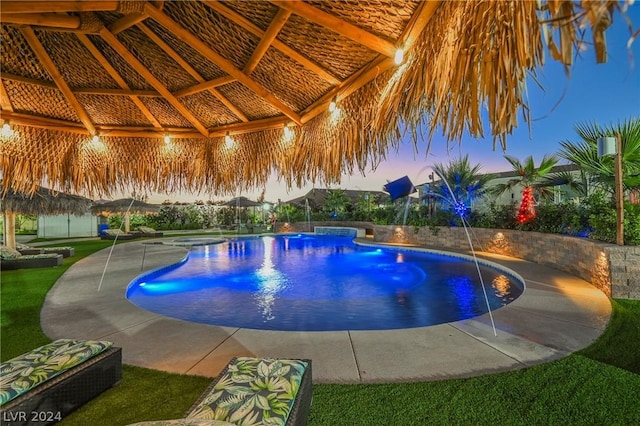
[41,239,611,383]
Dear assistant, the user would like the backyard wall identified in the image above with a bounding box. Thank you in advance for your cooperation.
[371,225,639,300]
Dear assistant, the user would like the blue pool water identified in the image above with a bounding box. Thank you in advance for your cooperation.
[126,234,524,331]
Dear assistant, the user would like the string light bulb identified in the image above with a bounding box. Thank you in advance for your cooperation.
[1,121,13,137]
[328,97,337,112]
[224,132,234,148]
[92,134,100,144]
[163,133,171,145]
[283,123,294,140]
[394,47,404,65]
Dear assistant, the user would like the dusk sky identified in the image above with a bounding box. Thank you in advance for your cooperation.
[145,5,640,204]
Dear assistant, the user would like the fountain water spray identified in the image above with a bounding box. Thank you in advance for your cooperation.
[98,198,135,291]
[431,170,497,336]
[304,198,311,232]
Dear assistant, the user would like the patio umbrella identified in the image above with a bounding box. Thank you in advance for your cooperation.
[91,198,160,233]
[1,185,92,249]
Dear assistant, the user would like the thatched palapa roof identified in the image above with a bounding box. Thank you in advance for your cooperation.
[91,197,160,215]
[0,185,92,215]
[0,1,633,198]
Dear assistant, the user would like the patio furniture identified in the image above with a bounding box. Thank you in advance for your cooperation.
[125,358,312,426]
[0,245,63,270]
[135,226,164,238]
[16,243,75,258]
[100,229,140,240]
[0,339,122,426]
[186,357,312,426]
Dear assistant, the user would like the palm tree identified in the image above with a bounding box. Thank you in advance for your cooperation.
[324,189,350,218]
[491,154,560,223]
[427,155,493,216]
[558,117,640,193]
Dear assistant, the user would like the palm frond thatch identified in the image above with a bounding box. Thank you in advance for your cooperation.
[91,198,160,216]
[0,185,92,215]
[0,1,633,197]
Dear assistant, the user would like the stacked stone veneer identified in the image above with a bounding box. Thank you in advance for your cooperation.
[370,225,638,300]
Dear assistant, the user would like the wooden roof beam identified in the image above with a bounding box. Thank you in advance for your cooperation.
[243,8,291,74]
[109,12,148,35]
[1,1,119,14]
[0,80,14,112]
[137,22,248,122]
[202,0,340,86]
[209,116,289,137]
[173,76,235,98]
[98,28,209,135]
[0,111,88,134]
[144,3,301,125]
[0,13,81,29]
[399,0,441,48]
[0,110,290,139]
[270,0,396,57]
[1,72,57,89]
[19,27,96,135]
[1,73,160,97]
[72,87,161,97]
[76,33,163,129]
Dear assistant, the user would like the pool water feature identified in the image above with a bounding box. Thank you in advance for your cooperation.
[126,235,524,331]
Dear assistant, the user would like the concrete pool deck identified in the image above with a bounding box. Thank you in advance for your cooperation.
[41,238,611,383]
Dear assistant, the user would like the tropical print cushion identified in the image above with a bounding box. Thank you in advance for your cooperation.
[0,339,113,406]
[126,420,236,426]
[0,245,22,259]
[188,358,308,426]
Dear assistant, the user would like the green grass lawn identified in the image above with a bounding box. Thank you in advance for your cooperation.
[1,239,639,425]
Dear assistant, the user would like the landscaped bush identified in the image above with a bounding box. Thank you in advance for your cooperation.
[584,192,640,245]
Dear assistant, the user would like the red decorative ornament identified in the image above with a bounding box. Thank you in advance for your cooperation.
[517,186,536,224]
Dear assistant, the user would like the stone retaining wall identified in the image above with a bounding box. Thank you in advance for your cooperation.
[283,222,638,299]
[372,225,638,300]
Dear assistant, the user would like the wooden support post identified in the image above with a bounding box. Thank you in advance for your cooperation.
[124,213,131,234]
[4,212,17,249]
[615,134,624,246]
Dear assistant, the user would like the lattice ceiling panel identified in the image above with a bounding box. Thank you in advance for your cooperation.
[1,25,53,81]
[115,26,199,92]
[277,15,377,80]
[164,0,258,71]
[143,20,227,82]
[77,94,155,126]
[86,35,155,91]
[36,31,120,89]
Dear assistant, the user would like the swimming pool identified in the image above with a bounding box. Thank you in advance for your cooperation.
[126,234,524,331]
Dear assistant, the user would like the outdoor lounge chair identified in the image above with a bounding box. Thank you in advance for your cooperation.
[125,357,312,426]
[100,229,140,240]
[135,226,164,238]
[0,245,63,270]
[0,339,122,426]
[16,243,75,258]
